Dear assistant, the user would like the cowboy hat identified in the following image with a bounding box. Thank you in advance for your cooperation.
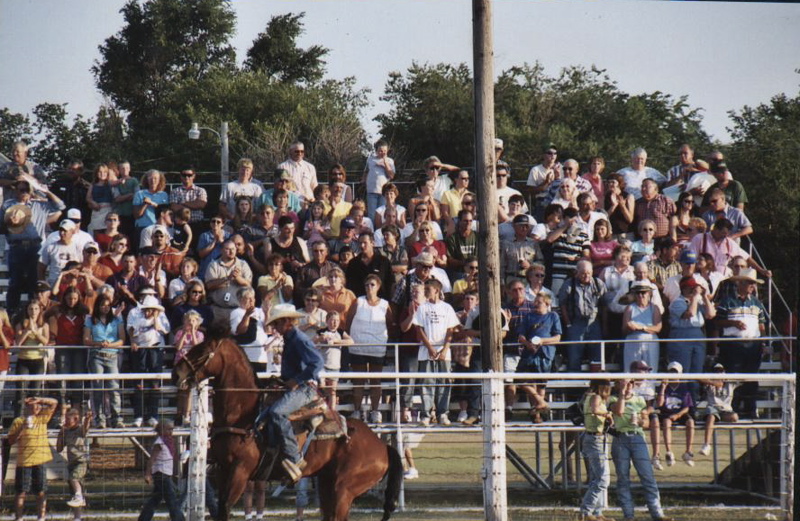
[140,295,165,312]
[619,280,654,305]
[265,303,304,325]
[3,204,31,234]
[729,268,764,284]
[413,251,435,267]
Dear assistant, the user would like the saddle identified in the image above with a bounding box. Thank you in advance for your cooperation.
[288,396,348,440]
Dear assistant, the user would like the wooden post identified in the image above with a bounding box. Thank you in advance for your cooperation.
[186,383,209,521]
[473,1,507,520]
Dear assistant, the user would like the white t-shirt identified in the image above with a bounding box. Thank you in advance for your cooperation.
[496,185,527,218]
[412,300,460,361]
[229,307,270,363]
[219,180,263,216]
[365,154,396,195]
[40,240,84,286]
[349,296,390,358]
[400,221,443,242]
[617,167,666,199]
[278,159,318,201]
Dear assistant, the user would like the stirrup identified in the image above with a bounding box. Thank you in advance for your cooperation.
[281,457,306,482]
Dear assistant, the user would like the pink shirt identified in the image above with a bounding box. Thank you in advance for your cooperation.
[689,232,748,274]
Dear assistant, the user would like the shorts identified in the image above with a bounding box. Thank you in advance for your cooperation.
[15,465,47,494]
[349,353,385,367]
[503,354,521,382]
[658,409,695,424]
[516,360,549,386]
[705,406,737,421]
[68,461,88,481]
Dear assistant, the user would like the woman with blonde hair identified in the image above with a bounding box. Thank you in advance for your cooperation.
[15,300,51,413]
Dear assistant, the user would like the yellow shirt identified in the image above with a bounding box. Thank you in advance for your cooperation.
[329,200,353,236]
[441,188,470,218]
[9,408,55,467]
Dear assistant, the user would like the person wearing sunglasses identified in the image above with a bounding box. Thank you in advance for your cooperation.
[526,144,562,220]
[422,155,459,202]
[633,178,676,240]
[700,187,753,242]
[169,168,207,238]
[278,141,318,203]
[196,216,231,279]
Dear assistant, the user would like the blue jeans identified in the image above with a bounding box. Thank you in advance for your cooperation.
[7,242,39,316]
[88,351,122,425]
[399,350,418,409]
[366,193,385,221]
[611,432,664,520]
[581,433,610,516]
[265,383,319,463]
[57,347,88,407]
[718,341,762,415]
[131,347,164,421]
[418,359,451,420]
[564,318,603,372]
[667,327,706,400]
[138,472,184,521]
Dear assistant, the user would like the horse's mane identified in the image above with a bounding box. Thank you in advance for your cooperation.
[208,334,261,389]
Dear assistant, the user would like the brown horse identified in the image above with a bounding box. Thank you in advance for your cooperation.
[173,336,403,521]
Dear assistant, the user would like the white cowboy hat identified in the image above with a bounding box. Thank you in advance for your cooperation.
[729,268,764,284]
[140,295,165,312]
[265,303,304,325]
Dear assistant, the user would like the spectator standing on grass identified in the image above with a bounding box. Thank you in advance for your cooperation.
[610,379,674,521]
[580,379,614,521]
[57,407,92,513]
[139,420,184,521]
[413,278,460,427]
[8,396,59,521]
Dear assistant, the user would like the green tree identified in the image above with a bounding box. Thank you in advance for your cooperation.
[377,62,711,175]
[0,108,33,153]
[244,12,328,85]
[376,62,474,169]
[29,103,94,172]
[726,88,800,309]
[92,0,236,124]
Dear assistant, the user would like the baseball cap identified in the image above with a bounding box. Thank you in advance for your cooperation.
[713,362,725,371]
[630,360,652,372]
[83,242,100,252]
[679,276,701,291]
[513,214,532,226]
[59,219,76,231]
[67,208,82,220]
[341,218,356,229]
[710,161,728,174]
[667,361,684,373]
[679,250,698,264]
[278,169,292,181]
[35,281,52,293]
[494,138,504,149]
[414,251,435,267]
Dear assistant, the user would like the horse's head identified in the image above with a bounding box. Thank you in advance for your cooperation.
[172,337,224,389]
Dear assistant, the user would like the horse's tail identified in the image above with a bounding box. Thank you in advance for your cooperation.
[381,444,403,521]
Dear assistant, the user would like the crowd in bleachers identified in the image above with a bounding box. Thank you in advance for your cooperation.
[0,138,778,431]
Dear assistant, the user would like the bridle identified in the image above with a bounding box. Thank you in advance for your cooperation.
[180,339,220,383]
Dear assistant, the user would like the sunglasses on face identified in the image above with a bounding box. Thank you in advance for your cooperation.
[428,166,441,171]
[181,173,194,178]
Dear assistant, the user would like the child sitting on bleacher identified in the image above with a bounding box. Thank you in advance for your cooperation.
[697,362,739,456]
[655,361,696,468]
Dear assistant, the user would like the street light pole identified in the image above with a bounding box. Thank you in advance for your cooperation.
[188,121,230,185]
[220,121,229,185]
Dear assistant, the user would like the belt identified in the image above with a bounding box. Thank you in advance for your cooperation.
[584,432,606,436]
[90,350,118,358]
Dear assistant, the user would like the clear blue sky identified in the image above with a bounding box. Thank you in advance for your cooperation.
[1,0,798,144]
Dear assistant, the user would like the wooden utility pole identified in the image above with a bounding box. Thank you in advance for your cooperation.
[473,1,508,520]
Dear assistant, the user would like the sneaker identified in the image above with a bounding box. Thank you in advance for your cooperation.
[403,467,419,480]
[281,458,307,483]
[456,410,468,423]
[67,494,85,508]
[665,451,675,467]
[369,411,382,424]
[96,418,107,430]
[651,455,663,471]
[147,417,159,428]
[462,415,480,426]
[133,417,143,428]
[112,419,126,429]
[682,451,695,467]
[699,444,712,456]
[419,416,431,427]
[438,413,451,426]
[351,410,363,421]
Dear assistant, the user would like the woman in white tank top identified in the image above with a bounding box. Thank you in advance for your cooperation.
[347,274,394,423]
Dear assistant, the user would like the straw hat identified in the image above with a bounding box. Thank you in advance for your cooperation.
[4,204,31,234]
[265,303,304,325]
[729,268,764,284]
[140,295,165,312]
[619,280,654,305]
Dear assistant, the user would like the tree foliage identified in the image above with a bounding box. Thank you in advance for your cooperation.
[244,12,328,85]
[725,88,800,308]
[92,0,236,122]
[378,62,711,174]
[0,108,34,152]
